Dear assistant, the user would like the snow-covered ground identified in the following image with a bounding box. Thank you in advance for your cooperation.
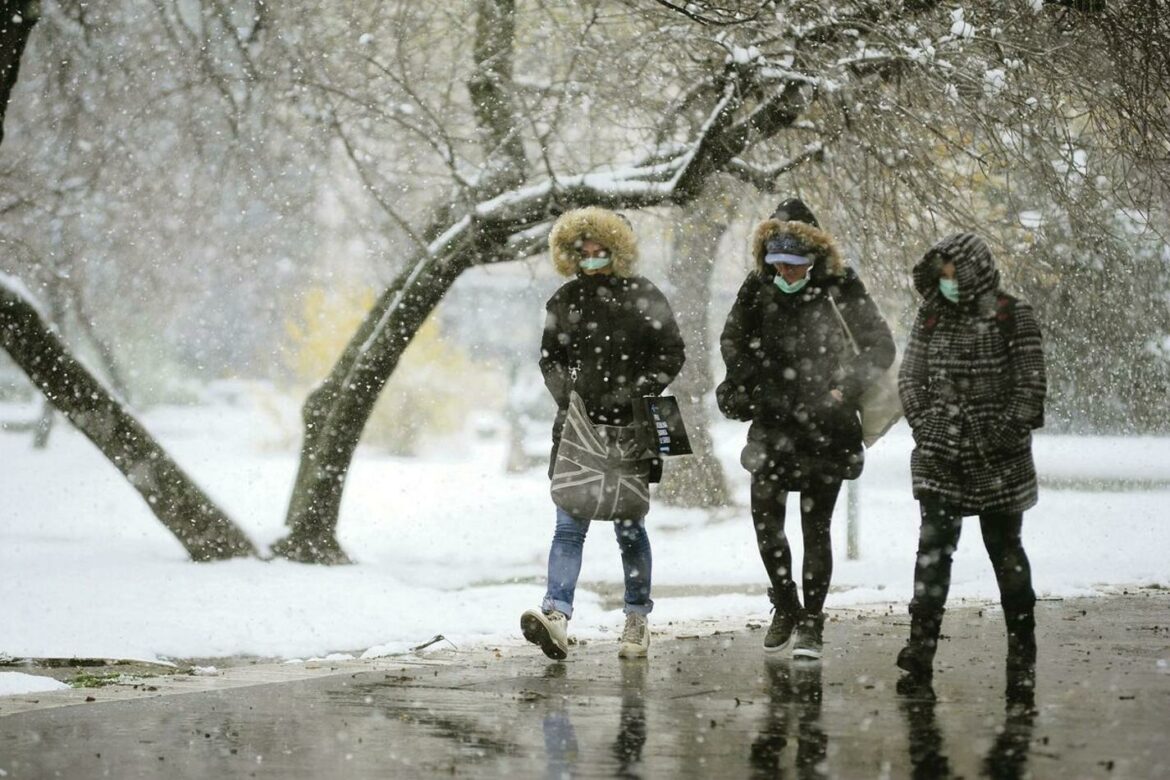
[2,394,1168,669]
[0,671,70,696]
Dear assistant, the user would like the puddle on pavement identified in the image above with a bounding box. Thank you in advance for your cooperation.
[3,596,1168,778]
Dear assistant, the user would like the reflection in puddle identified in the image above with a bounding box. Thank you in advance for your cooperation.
[750,659,827,778]
[612,659,648,778]
[897,663,1037,780]
[540,659,649,779]
[325,678,521,763]
[896,675,951,779]
[542,696,579,778]
[983,668,1037,779]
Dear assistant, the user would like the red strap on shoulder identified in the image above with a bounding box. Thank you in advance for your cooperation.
[995,294,1013,322]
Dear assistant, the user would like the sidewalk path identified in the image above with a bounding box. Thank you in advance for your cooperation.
[2,591,1168,778]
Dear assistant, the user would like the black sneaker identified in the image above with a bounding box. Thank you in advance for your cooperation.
[791,613,824,660]
[764,610,796,653]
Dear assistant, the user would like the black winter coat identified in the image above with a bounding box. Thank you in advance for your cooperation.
[717,220,895,490]
[540,273,686,481]
[899,233,1046,514]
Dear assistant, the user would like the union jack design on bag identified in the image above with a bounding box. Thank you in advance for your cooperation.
[550,391,651,521]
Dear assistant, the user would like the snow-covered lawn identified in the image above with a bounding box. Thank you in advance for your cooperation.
[0,671,70,696]
[2,395,1167,666]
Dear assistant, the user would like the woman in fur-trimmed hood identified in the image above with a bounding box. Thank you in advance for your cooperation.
[522,206,686,662]
[750,214,845,278]
[717,197,895,660]
[539,207,685,442]
[894,232,1047,682]
[548,206,639,278]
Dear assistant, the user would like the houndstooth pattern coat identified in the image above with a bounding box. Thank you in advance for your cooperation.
[898,233,1047,515]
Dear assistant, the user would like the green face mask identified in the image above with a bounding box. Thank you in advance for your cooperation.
[580,255,612,271]
[939,278,959,303]
[774,274,809,294]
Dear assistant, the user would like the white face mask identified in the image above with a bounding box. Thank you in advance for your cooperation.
[773,264,812,294]
[939,277,959,303]
[580,255,612,271]
[774,275,809,294]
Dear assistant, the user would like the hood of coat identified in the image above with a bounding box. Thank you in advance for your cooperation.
[913,232,1001,308]
[549,207,638,278]
[751,218,845,279]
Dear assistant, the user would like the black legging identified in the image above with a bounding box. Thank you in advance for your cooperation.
[909,500,1036,617]
[750,474,842,616]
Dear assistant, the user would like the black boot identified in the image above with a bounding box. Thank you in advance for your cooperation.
[764,585,800,652]
[896,609,943,679]
[1005,609,1036,673]
[1005,662,1036,712]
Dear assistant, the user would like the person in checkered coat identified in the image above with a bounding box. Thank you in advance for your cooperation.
[895,232,1047,682]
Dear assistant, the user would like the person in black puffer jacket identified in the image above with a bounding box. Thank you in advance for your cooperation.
[717,198,895,660]
[521,207,685,662]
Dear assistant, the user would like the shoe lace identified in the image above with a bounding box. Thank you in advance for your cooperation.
[768,611,790,634]
[622,615,645,644]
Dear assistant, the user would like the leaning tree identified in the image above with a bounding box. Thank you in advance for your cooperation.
[4,0,1142,563]
[271,0,1097,561]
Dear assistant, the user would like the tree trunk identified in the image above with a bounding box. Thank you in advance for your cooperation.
[0,281,257,561]
[657,185,732,507]
[274,49,811,562]
[31,397,53,449]
[29,270,67,450]
[0,0,38,148]
[273,231,482,564]
[273,0,536,564]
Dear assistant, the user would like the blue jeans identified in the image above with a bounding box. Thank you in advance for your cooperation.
[542,507,653,618]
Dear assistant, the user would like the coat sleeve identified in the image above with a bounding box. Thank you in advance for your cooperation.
[1002,299,1047,431]
[897,308,932,430]
[633,282,686,396]
[539,292,572,409]
[835,275,896,405]
[716,276,761,422]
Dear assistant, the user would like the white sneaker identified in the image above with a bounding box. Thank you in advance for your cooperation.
[521,608,569,660]
[618,613,650,658]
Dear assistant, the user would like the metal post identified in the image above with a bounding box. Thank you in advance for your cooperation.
[846,478,860,560]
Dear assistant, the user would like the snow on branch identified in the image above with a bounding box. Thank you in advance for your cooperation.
[726,141,826,191]
[0,271,47,320]
[652,0,771,26]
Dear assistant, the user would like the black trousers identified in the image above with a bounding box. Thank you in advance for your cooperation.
[909,499,1036,618]
[750,474,842,616]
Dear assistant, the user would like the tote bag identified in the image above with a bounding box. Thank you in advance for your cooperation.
[550,391,652,521]
[826,295,902,447]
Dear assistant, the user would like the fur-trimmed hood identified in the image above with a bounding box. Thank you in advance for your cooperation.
[751,219,845,277]
[549,207,638,277]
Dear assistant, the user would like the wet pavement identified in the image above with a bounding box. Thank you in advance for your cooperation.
[2,591,1168,778]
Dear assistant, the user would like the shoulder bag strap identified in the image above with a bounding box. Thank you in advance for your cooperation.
[825,294,861,357]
